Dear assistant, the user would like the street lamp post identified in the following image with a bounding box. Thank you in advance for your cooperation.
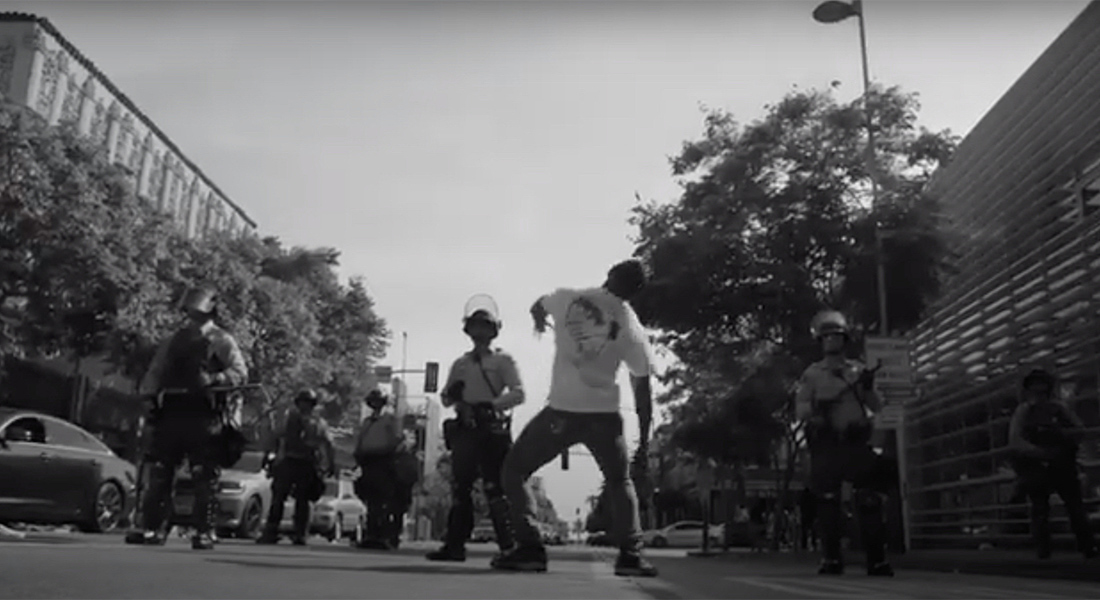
[814,0,889,336]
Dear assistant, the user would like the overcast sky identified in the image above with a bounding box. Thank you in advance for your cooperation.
[11,0,1091,523]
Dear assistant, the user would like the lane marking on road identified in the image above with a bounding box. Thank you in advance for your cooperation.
[723,575,1084,600]
[723,576,890,599]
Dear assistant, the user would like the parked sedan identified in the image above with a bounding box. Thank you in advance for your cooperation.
[172,450,274,539]
[0,408,136,532]
[309,478,365,542]
[642,520,724,548]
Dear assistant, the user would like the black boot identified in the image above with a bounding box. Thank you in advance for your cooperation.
[487,496,516,553]
[256,525,279,545]
[492,544,547,572]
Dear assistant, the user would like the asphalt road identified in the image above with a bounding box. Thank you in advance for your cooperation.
[2,534,1098,599]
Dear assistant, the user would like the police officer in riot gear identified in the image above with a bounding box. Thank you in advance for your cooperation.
[136,285,248,549]
[1008,367,1097,560]
[354,389,405,549]
[795,310,894,576]
[427,295,526,563]
[258,389,335,546]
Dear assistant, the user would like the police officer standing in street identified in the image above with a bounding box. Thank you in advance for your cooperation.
[135,285,248,549]
[1008,366,1097,560]
[354,389,405,549]
[426,295,526,563]
[257,389,336,546]
[795,310,894,576]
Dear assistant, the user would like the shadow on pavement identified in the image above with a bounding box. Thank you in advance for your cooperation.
[203,557,512,576]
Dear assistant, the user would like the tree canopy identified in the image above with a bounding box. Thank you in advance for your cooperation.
[0,101,389,424]
[630,84,958,472]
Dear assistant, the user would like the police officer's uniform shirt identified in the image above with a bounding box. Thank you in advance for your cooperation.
[141,321,248,395]
[444,349,522,406]
[276,407,333,463]
[540,287,655,413]
[796,359,874,432]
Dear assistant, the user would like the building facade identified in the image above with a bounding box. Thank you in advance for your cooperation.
[906,1,1100,549]
[0,12,256,239]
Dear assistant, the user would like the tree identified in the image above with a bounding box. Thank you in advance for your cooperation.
[632,85,957,371]
[629,85,959,539]
[0,101,391,430]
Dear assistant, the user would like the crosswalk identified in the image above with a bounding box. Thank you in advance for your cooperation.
[722,574,1094,599]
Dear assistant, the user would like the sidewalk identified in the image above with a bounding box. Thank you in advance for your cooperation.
[688,546,1100,582]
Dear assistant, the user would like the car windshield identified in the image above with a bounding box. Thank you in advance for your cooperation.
[324,481,339,497]
[230,452,265,473]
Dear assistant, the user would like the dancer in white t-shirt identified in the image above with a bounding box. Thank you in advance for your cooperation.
[493,259,658,577]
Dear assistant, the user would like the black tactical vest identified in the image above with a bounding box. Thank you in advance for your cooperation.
[158,327,214,415]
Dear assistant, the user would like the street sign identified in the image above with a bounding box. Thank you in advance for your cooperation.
[374,365,393,380]
[864,336,914,387]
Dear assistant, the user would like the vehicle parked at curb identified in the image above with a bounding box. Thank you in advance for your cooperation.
[171,450,275,539]
[470,518,495,543]
[308,478,365,542]
[0,408,136,533]
[642,520,723,548]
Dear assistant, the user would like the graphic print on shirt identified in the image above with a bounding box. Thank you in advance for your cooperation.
[563,295,620,365]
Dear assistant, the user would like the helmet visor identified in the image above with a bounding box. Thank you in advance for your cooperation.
[463,294,500,324]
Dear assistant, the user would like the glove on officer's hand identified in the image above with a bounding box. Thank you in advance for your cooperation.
[199,371,219,388]
[443,380,465,404]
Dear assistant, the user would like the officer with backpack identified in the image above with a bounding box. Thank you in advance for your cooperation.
[257,389,335,546]
[426,294,526,563]
[353,389,406,549]
[794,310,894,577]
[1008,366,1097,559]
[134,285,249,549]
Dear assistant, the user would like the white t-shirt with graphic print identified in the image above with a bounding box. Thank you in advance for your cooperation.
[541,287,655,413]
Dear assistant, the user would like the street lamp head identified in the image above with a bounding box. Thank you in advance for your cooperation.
[813,0,859,23]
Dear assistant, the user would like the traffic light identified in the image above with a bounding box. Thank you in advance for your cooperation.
[424,362,439,393]
[561,450,569,471]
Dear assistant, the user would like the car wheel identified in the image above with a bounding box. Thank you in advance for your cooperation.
[82,481,125,533]
[237,497,264,540]
[651,536,668,548]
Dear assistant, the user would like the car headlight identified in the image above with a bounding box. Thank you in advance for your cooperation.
[217,481,245,495]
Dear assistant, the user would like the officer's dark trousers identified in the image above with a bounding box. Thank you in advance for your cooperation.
[265,457,316,538]
[142,413,220,534]
[1016,458,1096,555]
[357,454,399,543]
[444,425,515,551]
[809,436,892,566]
